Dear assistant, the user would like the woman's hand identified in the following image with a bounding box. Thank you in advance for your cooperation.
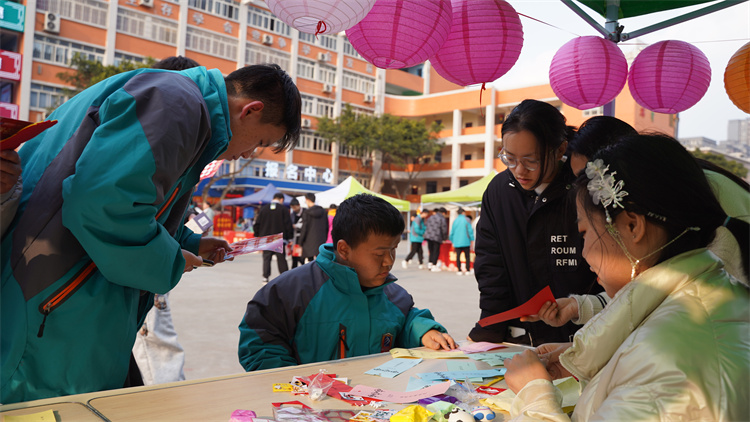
[520,297,579,327]
[504,349,552,394]
[182,249,203,272]
[421,330,457,351]
[536,342,573,380]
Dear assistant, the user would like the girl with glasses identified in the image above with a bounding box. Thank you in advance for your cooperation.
[468,99,600,346]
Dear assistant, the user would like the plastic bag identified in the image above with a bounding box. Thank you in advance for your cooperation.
[308,370,334,401]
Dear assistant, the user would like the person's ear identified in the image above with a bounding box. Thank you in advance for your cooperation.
[336,239,350,261]
[622,210,647,243]
[556,140,568,160]
[240,100,264,119]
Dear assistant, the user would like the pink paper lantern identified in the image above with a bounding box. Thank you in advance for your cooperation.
[346,0,452,69]
[265,0,377,35]
[549,36,627,109]
[430,0,523,86]
[628,40,711,114]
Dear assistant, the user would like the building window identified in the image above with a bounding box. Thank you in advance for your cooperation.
[297,58,316,80]
[33,34,105,66]
[582,106,603,117]
[187,0,238,20]
[114,52,147,66]
[29,83,70,111]
[299,32,337,50]
[246,44,291,72]
[117,8,178,45]
[298,131,331,153]
[426,181,437,194]
[318,64,336,84]
[37,0,108,27]
[342,70,374,94]
[342,38,362,59]
[248,7,291,36]
[186,26,237,60]
[316,98,335,119]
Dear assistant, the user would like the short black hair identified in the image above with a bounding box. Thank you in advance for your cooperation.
[457,207,465,214]
[331,194,404,249]
[568,116,637,160]
[225,64,301,153]
[305,192,316,202]
[273,193,284,200]
[153,56,200,71]
[289,198,300,206]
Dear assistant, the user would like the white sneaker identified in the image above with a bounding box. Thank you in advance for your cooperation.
[401,260,409,269]
[431,266,442,272]
[427,262,433,269]
[418,264,424,270]
[262,277,269,284]
[457,271,463,276]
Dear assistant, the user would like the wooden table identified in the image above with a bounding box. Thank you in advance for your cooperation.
[1,345,529,421]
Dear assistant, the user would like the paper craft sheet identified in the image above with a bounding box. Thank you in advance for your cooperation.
[365,358,423,378]
[417,369,505,380]
[477,286,555,327]
[389,348,467,359]
[446,360,482,382]
[348,381,451,403]
[1,118,57,150]
[458,342,507,354]
[226,233,283,258]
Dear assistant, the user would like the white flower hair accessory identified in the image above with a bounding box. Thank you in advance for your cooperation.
[586,159,628,223]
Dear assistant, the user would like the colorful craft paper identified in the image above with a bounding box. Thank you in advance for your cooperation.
[1,118,57,150]
[458,341,507,354]
[349,380,451,403]
[365,358,423,378]
[405,376,444,392]
[477,286,555,327]
[446,360,482,382]
[417,369,505,381]
[389,348,467,359]
[469,351,524,367]
[226,233,284,258]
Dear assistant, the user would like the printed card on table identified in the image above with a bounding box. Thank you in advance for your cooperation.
[348,380,451,404]
[417,369,505,381]
[389,348,467,359]
[365,358,423,378]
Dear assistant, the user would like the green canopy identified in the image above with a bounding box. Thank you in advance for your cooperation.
[421,172,497,205]
[578,0,716,19]
[305,176,411,212]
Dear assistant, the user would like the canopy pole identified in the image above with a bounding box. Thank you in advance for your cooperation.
[603,0,620,117]
[622,0,747,40]
[560,0,610,39]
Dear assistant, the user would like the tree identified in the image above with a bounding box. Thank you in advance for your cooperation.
[691,148,748,180]
[317,104,443,198]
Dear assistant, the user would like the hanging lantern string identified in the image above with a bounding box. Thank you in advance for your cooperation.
[517,13,580,37]
[314,20,328,40]
[479,83,486,119]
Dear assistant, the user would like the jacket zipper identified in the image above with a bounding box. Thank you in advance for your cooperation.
[338,323,349,360]
[36,186,181,338]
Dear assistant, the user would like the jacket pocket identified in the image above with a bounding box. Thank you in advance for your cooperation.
[338,323,348,360]
[37,261,97,337]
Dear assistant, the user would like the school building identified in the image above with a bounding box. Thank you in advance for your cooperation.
[1,0,676,204]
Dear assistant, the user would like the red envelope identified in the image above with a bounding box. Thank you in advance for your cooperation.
[477,286,555,327]
[1,118,57,150]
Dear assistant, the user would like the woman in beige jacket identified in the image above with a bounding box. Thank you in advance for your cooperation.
[503,134,750,421]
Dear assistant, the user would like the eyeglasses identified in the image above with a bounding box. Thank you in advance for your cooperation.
[498,150,540,171]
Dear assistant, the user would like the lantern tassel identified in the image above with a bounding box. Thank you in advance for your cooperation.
[479,83,486,118]
[315,20,328,39]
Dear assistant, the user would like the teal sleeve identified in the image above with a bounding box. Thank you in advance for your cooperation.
[238,319,298,371]
[179,228,201,255]
[61,89,184,294]
[399,307,446,348]
[416,221,426,237]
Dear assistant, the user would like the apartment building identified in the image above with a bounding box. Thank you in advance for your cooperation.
[1,0,675,202]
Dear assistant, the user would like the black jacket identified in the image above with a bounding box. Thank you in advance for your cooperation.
[253,202,293,241]
[469,165,600,345]
[299,205,329,258]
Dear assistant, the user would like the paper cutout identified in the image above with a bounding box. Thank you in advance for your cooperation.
[1,410,57,422]
[405,376,444,392]
[469,351,524,367]
[349,381,451,403]
[458,342,507,354]
[226,233,283,258]
[389,348,467,359]
[365,358,423,378]
[417,369,505,381]
[446,360,481,382]
[1,118,58,150]
[485,376,580,413]
[310,373,378,406]
[477,286,555,327]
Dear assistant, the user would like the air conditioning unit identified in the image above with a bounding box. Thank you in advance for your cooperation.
[317,52,330,62]
[262,34,273,46]
[301,118,312,128]
[364,94,373,103]
[139,0,154,7]
[44,12,60,34]
[322,83,333,93]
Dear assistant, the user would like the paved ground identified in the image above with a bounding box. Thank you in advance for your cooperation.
[169,241,480,380]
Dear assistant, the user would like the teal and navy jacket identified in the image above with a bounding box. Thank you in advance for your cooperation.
[0,67,230,403]
[408,215,426,243]
[238,244,446,371]
[449,215,474,248]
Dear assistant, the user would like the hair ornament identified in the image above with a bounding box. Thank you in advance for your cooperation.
[585,159,628,223]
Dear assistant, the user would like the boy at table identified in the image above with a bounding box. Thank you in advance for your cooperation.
[238,194,456,371]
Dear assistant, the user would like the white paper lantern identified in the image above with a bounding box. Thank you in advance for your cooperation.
[265,0,377,35]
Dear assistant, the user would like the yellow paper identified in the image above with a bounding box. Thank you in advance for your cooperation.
[2,410,56,422]
[485,376,580,413]
[272,383,294,392]
[390,405,433,422]
[389,348,467,359]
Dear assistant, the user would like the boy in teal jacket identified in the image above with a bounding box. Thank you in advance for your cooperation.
[449,208,475,275]
[1,64,301,403]
[238,194,456,371]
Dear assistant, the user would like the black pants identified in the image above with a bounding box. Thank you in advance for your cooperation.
[427,240,441,265]
[262,250,288,278]
[291,256,305,268]
[404,242,423,264]
[455,246,471,271]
